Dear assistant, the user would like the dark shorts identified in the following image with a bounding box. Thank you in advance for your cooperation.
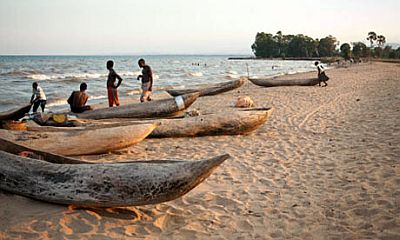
[33,100,46,112]
[71,105,92,113]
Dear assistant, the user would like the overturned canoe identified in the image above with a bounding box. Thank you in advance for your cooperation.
[249,77,319,87]
[0,104,32,121]
[166,78,246,97]
[0,123,156,156]
[0,139,229,207]
[150,108,273,137]
[76,92,200,120]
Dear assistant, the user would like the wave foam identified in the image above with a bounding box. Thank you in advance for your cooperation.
[187,72,203,77]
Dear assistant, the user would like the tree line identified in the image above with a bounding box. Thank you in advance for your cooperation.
[251,31,400,60]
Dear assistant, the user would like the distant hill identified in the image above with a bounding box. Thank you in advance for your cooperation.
[387,43,400,49]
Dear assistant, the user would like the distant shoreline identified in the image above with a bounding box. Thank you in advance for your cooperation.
[228,56,333,61]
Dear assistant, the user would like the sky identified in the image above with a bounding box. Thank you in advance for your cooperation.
[0,0,399,55]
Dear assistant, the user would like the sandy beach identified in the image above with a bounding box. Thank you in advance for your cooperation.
[0,62,399,239]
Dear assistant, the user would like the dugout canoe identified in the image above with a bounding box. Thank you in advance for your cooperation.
[249,77,319,87]
[76,92,200,120]
[0,138,229,207]
[0,123,156,156]
[25,108,273,138]
[0,104,32,121]
[166,78,246,97]
[149,107,273,137]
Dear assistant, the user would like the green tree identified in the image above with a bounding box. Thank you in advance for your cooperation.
[373,47,383,58]
[376,35,386,48]
[352,42,368,58]
[273,31,285,57]
[394,47,400,59]
[286,34,318,57]
[367,31,377,48]
[382,46,393,58]
[340,43,352,60]
[251,32,279,58]
[318,35,337,57]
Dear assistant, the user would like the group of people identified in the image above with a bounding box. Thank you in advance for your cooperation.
[29,59,329,114]
[30,58,153,114]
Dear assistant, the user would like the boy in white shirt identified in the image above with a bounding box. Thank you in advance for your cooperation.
[30,82,47,112]
[315,61,329,87]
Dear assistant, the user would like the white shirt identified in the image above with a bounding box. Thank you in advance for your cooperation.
[32,86,47,100]
[317,64,325,73]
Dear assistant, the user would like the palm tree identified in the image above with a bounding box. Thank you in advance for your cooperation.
[367,32,377,48]
[377,35,386,48]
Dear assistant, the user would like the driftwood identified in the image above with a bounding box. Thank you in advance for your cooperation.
[166,78,246,97]
[0,147,229,207]
[76,92,200,120]
[0,123,156,156]
[0,104,32,121]
[249,77,319,87]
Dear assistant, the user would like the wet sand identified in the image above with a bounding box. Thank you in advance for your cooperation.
[1,62,399,239]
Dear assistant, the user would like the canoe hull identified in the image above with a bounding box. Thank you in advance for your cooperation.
[0,104,32,121]
[0,123,156,155]
[150,108,273,137]
[249,78,319,87]
[166,78,246,97]
[77,93,200,120]
[0,149,229,207]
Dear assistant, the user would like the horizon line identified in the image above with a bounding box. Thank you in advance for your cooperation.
[0,53,253,57]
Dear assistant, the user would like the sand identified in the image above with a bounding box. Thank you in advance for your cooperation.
[1,62,399,239]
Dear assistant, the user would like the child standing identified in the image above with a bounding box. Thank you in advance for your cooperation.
[136,58,153,102]
[315,61,329,87]
[106,60,123,107]
[30,82,47,112]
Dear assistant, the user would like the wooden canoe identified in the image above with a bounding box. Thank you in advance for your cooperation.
[0,104,32,121]
[76,92,200,120]
[0,138,229,207]
[0,123,156,156]
[249,77,319,87]
[25,108,273,138]
[166,78,246,97]
[149,107,273,137]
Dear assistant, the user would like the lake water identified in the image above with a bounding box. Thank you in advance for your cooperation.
[0,55,317,112]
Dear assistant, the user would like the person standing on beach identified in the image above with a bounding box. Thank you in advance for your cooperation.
[30,82,47,112]
[67,82,93,113]
[315,61,329,87]
[137,58,153,102]
[106,60,123,107]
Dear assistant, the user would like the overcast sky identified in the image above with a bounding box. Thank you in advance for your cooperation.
[0,0,399,55]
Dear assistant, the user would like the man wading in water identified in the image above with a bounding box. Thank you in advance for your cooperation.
[137,58,153,102]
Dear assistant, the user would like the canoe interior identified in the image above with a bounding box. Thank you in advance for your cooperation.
[0,138,90,164]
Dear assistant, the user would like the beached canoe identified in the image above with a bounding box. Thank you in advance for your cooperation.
[150,107,273,137]
[25,108,273,138]
[166,78,246,97]
[76,92,200,120]
[0,123,156,156]
[0,138,229,207]
[0,104,32,121]
[249,77,319,87]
